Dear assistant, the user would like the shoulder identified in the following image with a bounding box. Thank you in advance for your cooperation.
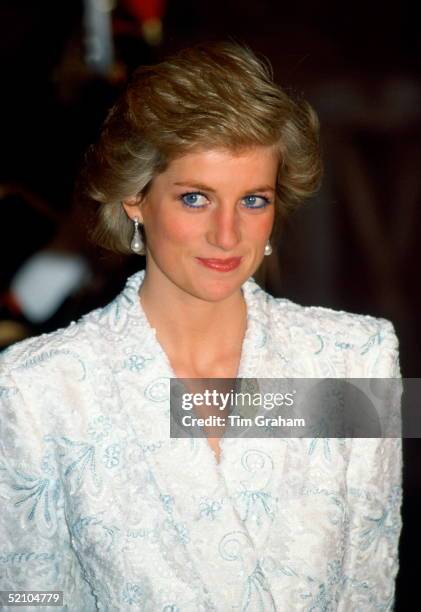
[1,314,95,377]
[247,278,400,377]
[0,271,150,402]
[0,294,121,404]
[249,276,397,343]
[0,305,118,458]
[272,293,396,345]
[0,276,137,374]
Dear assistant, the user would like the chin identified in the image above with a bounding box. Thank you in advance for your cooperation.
[188,273,248,303]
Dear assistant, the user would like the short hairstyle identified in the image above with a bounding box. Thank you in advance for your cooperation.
[79,41,322,254]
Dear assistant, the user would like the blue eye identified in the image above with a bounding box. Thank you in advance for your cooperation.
[242,195,271,209]
[180,192,207,208]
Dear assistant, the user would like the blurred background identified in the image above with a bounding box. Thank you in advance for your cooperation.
[0,1,419,608]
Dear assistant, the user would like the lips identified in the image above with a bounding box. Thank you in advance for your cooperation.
[196,257,242,271]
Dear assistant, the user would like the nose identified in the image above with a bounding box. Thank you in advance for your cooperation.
[206,205,241,252]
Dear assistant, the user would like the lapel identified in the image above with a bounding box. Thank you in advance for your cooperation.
[216,305,289,578]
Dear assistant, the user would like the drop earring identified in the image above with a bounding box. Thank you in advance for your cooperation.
[264,240,272,256]
[130,217,144,254]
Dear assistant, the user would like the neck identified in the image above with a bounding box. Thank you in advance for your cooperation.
[138,268,248,377]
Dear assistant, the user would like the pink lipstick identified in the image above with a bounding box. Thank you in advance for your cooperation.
[196,257,242,272]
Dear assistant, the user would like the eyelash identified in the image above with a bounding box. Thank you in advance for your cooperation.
[178,192,272,209]
[243,195,272,209]
[179,192,208,208]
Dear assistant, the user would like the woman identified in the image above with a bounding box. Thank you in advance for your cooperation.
[0,43,401,611]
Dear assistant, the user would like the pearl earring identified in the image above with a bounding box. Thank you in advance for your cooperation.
[264,240,272,256]
[130,217,145,254]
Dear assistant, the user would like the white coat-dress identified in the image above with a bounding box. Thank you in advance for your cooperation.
[0,270,402,611]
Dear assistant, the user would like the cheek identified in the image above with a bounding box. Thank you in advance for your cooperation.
[245,210,275,239]
[148,208,202,245]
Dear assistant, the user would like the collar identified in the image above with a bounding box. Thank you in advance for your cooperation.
[118,269,271,378]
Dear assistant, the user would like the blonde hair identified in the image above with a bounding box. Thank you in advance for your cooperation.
[79,41,322,254]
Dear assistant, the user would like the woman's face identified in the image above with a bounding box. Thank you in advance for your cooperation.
[124,146,278,303]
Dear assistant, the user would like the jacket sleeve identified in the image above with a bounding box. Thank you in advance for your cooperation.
[338,319,403,610]
[0,364,97,612]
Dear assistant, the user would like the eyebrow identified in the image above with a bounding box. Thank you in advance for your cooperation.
[174,182,275,193]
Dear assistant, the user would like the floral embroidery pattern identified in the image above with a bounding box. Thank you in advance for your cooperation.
[241,562,276,612]
[199,498,222,521]
[124,354,152,372]
[11,472,60,527]
[87,415,113,442]
[360,330,383,355]
[45,435,102,493]
[102,444,121,468]
[121,581,150,605]
[72,514,120,552]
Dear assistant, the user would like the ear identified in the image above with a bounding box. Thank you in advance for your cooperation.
[122,195,144,223]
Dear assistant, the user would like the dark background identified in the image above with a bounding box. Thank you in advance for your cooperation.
[0,2,419,609]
